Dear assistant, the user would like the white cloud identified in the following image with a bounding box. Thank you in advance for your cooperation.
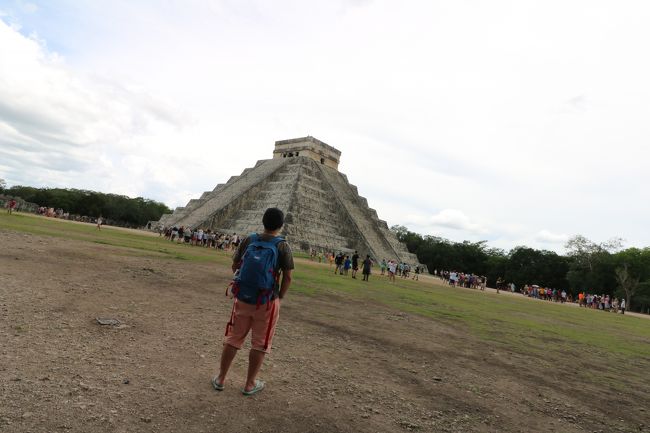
[0,18,194,201]
[534,230,569,244]
[1,2,650,252]
[404,209,489,235]
[429,209,488,234]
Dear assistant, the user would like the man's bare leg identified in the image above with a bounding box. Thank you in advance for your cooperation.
[217,344,239,384]
[244,349,266,391]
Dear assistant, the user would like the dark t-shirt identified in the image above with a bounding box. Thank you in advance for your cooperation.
[233,233,295,271]
[352,254,359,267]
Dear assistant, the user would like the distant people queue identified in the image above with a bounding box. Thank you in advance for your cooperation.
[433,269,629,314]
[521,284,569,302]
[576,292,626,314]
[523,286,627,313]
[322,250,423,283]
[434,270,488,291]
[160,225,241,250]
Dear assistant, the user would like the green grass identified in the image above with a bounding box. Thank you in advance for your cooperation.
[0,212,232,265]
[3,211,650,363]
[292,261,650,359]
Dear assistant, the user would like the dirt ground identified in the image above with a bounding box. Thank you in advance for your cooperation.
[1,228,649,433]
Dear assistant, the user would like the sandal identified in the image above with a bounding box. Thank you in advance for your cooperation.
[211,376,225,391]
[242,379,265,396]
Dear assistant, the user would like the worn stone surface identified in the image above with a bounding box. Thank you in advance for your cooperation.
[155,137,422,265]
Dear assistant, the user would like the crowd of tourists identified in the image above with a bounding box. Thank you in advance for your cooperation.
[318,250,423,283]
[577,292,627,314]
[37,206,67,218]
[378,259,424,281]
[521,286,627,313]
[521,285,569,302]
[434,270,488,290]
[432,268,629,314]
[161,226,241,250]
[326,251,373,281]
[34,205,104,225]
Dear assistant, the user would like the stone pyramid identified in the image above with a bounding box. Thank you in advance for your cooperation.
[156,137,421,265]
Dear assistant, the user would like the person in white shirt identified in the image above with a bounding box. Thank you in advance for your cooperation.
[620,298,626,314]
[387,261,397,282]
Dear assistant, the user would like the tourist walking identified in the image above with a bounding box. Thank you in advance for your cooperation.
[387,260,396,282]
[351,251,359,279]
[343,255,351,275]
[362,255,372,281]
[7,198,16,214]
[334,253,343,274]
[620,298,626,314]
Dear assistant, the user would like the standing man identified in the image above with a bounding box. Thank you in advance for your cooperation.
[362,255,372,281]
[620,298,626,314]
[387,260,397,282]
[213,208,294,396]
[7,198,16,214]
[334,252,343,274]
[412,265,420,281]
[351,251,359,279]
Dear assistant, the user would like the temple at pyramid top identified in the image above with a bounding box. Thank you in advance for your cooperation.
[153,136,423,268]
[273,136,341,170]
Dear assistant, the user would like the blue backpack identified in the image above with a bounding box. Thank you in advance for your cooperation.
[234,233,284,305]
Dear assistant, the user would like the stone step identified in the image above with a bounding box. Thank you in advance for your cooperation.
[316,163,404,262]
[154,153,422,268]
[173,158,289,229]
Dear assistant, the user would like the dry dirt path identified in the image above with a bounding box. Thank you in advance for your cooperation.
[1,228,648,433]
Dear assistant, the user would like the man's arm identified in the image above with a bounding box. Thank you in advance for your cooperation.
[231,236,249,272]
[278,269,292,299]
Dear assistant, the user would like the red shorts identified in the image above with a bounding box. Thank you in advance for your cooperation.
[224,298,280,354]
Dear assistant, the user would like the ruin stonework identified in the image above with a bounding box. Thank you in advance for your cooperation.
[155,136,421,265]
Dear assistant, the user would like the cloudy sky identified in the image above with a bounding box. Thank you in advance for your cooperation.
[1,0,649,252]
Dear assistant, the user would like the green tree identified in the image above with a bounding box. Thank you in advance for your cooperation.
[615,264,639,310]
[505,247,569,290]
[6,186,171,227]
[484,252,508,287]
[612,247,650,312]
[564,235,621,294]
[634,282,650,314]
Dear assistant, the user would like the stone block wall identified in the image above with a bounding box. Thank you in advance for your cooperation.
[154,150,424,267]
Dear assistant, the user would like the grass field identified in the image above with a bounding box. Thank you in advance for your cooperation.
[3,211,648,362]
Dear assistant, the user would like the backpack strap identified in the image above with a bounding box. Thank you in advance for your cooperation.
[265,236,285,299]
[261,237,285,343]
[225,298,238,336]
[269,236,285,270]
[263,299,278,350]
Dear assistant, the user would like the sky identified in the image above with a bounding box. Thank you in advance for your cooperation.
[1,0,649,253]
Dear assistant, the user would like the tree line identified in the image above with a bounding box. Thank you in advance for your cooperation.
[1,184,171,228]
[392,226,650,314]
